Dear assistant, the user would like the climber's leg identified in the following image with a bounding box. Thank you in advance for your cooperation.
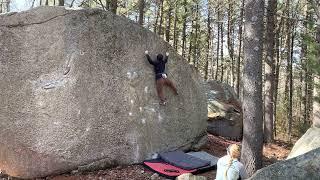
[164,78,178,95]
[156,78,166,104]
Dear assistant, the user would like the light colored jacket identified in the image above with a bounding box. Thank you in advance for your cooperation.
[215,155,248,180]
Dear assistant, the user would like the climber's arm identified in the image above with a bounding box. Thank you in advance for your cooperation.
[145,51,155,65]
[164,52,169,63]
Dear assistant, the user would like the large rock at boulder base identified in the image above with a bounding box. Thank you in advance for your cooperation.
[206,81,242,140]
[0,7,207,178]
[249,147,320,180]
[287,127,320,159]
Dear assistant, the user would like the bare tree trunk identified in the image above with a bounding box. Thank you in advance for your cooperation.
[312,1,320,128]
[138,0,145,25]
[305,7,314,126]
[312,75,320,128]
[98,0,106,10]
[220,22,224,82]
[106,0,110,10]
[313,26,320,127]
[193,4,199,68]
[215,9,221,80]
[274,16,284,138]
[154,2,160,34]
[181,0,187,58]
[274,31,280,138]
[205,5,212,80]
[45,0,49,6]
[307,73,314,124]
[236,0,245,97]
[314,76,320,127]
[7,0,10,12]
[241,0,264,176]
[158,0,164,36]
[188,15,194,63]
[2,0,10,12]
[304,64,310,124]
[299,6,309,125]
[173,0,178,50]
[298,63,303,123]
[58,0,64,6]
[166,0,173,42]
[110,0,117,14]
[228,0,235,87]
[284,0,292,141]
[263,0,277,143]
[302,73,307,122]
[288,24,295,142]
[69,0,76,7]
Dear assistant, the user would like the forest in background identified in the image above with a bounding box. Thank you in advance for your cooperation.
[1,0,320,175]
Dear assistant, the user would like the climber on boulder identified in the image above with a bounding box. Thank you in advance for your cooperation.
[145,50,178,105]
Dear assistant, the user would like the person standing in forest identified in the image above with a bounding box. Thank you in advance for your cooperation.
[216,144,248,180]
[145,50,178,105]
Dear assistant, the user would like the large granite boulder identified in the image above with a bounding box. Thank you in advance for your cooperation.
[249,147,320,180]
[206,81,242,140]
[0,7,207,178]
[287,127,320,159]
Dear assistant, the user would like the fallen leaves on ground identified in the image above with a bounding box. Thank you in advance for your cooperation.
[46,134,292,180]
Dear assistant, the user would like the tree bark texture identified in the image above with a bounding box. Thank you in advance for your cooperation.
[158,0,164,36]
[205,5,212,80]
[264,0,277,143]
[166,0,173,42]
[58,0,64,6]
[181,0,187,58]
[241,0,264,176]
[138,0,145,25]
[237,0,245,97]
[110,0,117,14]
[173,0,178,50]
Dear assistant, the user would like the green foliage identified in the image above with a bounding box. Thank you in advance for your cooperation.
[276,96,312,139]
[294,120,311,137]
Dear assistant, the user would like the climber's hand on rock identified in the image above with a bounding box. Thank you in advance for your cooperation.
[166,52,169,56]
[145,50,149,55]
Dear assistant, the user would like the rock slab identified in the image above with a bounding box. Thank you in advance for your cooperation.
[287,127,320,159]
[249,147,320,180]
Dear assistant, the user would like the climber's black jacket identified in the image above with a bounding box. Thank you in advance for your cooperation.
[146,54,168,80]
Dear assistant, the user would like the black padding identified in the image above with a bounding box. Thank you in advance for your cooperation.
[159,150,210,170]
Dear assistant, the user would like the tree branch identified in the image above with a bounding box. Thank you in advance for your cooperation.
[98,0,106,10]
[79,0,90,7]
[31,0,36,8]
[69,0,76,8]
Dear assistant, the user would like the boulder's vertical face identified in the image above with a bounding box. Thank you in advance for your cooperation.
[0,7,207,178]
[206,81,242,140]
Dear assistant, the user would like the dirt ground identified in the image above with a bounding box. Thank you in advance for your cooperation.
[47,134,292,180]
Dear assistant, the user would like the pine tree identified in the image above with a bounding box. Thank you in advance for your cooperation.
[241,0,264,176]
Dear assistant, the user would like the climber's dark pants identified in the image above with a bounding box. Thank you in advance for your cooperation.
[156,78,178,102]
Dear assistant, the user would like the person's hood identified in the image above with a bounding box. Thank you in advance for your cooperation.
[157,54,163,61]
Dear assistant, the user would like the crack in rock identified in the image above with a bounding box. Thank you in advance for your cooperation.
[1,12,72,28]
